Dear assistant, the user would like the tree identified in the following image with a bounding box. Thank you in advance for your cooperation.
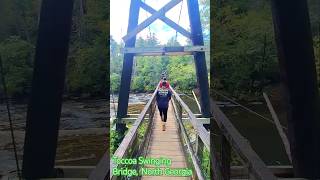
[212,1,279,97]
[0,36,34,97]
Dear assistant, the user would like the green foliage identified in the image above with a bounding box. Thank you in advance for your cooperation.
[66,0,108,96]
[167,56,197,91]
[110,128,119,155]
[202,148,211,179]
[67,36,107,95]
[110,35,200,93]
[212,0,320,97]
[110,73,120,92]
[212,1,280,97]
[0,0,108,98]
[0,36,34,96]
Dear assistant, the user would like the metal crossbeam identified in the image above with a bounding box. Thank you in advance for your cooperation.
[122,0,183,42]
[122,46,207,56]
[139,1,191,39]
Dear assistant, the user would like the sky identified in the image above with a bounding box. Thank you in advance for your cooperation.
[110,0,191,45]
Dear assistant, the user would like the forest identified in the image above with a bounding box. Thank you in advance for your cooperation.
[211,0,320,99]
[0,0,319,100]
[0,0,108,99]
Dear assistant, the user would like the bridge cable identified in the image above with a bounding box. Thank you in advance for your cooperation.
[211,89,288,130]
[175,0,184,42]
[175,89,219,137]
[179,92,198,102]
[110,85,117,122]
[0,55,22,180]
[142,0,152,37]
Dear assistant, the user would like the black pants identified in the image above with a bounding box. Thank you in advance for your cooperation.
[158,107,168,122]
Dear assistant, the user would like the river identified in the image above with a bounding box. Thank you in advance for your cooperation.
[0,98,107,176]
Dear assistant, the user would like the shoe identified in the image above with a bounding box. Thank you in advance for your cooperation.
[162,122,166,131]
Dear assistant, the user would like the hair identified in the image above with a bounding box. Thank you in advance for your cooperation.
[163,77,167,80]
[162,81,167,87]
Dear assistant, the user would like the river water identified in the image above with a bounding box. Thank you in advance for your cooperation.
[110,93,153,118]
[0,98,108,176]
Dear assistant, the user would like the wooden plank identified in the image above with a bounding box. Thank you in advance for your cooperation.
[150,138,180,142]
[139,1,191,39]
[149,145,184,151]
[151,133,179,138]
[149,141,181,147]
[122,0,183,42]
[145,155,186,162]
[210,99,277,180]
[152,132,179,136]
[144,161,187,168]
[263,92,292,163]
[148,150,185,156]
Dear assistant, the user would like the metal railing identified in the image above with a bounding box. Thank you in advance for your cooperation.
[89,88,157,180]
[110,89,157,180]
[210,99,277,180]
[171,87,210,180]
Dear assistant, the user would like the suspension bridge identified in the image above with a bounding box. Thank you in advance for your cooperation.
[2,0,319,179]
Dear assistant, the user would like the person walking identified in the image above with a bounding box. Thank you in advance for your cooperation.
[156,81,172,131]
[159,77,170,88]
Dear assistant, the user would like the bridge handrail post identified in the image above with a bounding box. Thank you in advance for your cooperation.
[220,135,231,180]
[195,134,204,163]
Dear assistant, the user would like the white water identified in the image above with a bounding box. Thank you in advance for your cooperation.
[110,93,152,119]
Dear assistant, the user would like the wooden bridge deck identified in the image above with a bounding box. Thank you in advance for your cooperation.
[141,103,190,180]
